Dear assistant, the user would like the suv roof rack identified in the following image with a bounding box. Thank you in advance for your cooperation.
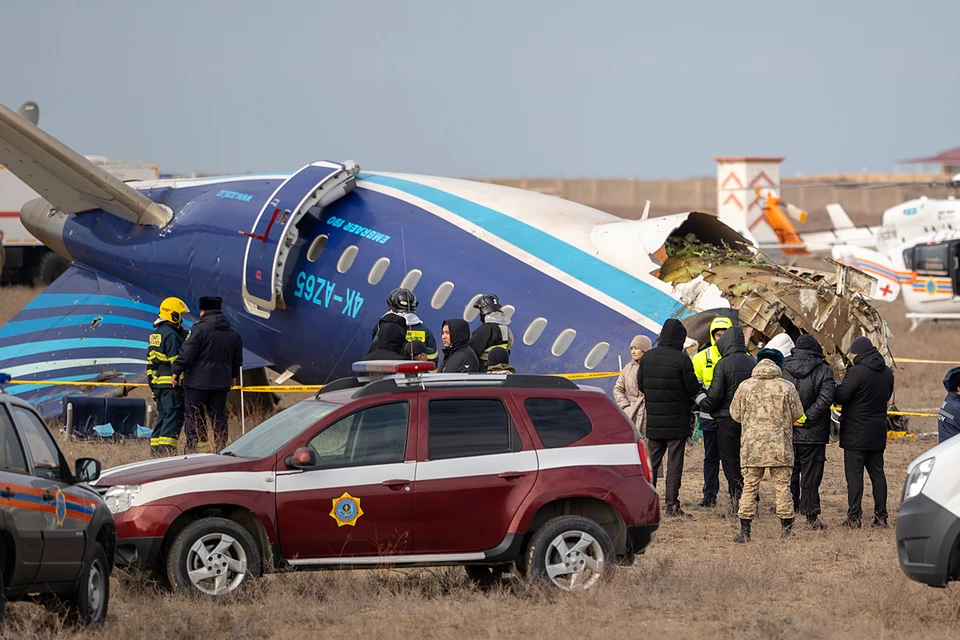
[351,373,578,399]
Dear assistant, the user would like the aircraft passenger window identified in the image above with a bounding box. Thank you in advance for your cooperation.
[523,317,548,345]
[914,244,950,276]
[551,329,577,356]
[501,305,516,321]
[463,294,483,322]
[368,257,391,285]
[583,342,610,370]
[400,269,422,291]
[306,235,328,263]
[431,281,455,309]
[337,245,359,273]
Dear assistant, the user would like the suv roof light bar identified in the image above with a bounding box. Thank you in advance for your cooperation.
[351,372,578,399]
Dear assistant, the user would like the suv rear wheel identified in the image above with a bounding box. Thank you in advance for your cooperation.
[67,542,109,625]
[166,517,261,597]
[525,516,614,591]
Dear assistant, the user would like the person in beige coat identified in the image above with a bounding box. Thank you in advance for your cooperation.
[614,335,652,436]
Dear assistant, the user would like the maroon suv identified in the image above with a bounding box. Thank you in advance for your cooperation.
[93,362,658,596]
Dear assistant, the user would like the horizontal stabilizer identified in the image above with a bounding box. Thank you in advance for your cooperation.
[0,102,171,226]
[0,266,272,419]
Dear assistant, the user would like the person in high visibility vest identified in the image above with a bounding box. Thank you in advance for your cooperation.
[469,294,513,372]
[147,297,189,457]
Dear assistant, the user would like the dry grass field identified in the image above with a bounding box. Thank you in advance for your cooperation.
[1,284,959,639]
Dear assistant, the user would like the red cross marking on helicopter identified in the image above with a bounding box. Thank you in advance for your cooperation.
[879,284,893,297]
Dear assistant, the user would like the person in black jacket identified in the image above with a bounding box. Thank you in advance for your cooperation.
[439,319,479,373]
[636,319,700,517]
[835,336,894,528]
[171,297,243,453]
[469,294,514,372]
[702,326,755,508]
[781,334,836,529]
[362,323,406,361]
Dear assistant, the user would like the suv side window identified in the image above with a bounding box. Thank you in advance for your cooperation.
[0,406,28,474]
[307,402,409,468]
[11,406,64,481]
[524,398,593,448]
[428,398,521,460]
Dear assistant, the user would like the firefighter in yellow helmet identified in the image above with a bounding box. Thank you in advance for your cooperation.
[147,297,189,457]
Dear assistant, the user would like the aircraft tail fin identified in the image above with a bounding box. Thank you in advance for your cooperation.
[826,203,855,230]
[16,101,38,126]
[0,102,171,226]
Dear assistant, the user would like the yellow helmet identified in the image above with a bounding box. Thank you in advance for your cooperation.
[158,297,189,324]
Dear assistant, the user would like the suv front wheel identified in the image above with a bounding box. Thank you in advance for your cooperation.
[166,517,261,598]
[526,516,615,591]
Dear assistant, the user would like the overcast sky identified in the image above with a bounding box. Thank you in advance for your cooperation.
[2,1,956,178]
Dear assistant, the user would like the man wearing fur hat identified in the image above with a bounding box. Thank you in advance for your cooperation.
[172,296,243,453]
[729,348,804,542]
[938,367,960,443]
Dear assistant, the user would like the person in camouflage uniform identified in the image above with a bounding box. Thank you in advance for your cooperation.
[729,349,804,542]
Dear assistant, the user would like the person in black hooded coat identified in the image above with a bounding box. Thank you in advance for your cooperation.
[361,323,406,361]
[439,319,479,373]
[636,318,700,516]
[781,334,836,527]
[835,336,894,527]
[702,326,755,506]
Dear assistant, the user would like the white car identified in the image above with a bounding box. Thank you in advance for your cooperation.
[896,437,960,587]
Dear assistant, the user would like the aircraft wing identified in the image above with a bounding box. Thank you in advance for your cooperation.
[0,101,171,226]
[0,266,272,419]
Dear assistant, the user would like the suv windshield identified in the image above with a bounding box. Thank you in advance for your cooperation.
[221,401,340,458]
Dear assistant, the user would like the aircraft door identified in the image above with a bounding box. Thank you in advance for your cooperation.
[241,160,360,318]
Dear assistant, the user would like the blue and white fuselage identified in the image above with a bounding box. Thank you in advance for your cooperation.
[1,158,746,414]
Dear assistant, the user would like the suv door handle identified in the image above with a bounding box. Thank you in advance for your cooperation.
[42,491,55,502]
[498,472,527,480]
[381,479,410,490]
[0,488,13,499]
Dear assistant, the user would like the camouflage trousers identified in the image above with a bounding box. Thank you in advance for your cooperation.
[738,466,794,520]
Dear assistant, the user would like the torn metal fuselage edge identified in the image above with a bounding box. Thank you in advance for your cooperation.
[659,239,891,376]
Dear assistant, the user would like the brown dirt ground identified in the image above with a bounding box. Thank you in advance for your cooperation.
[1,285,959,639]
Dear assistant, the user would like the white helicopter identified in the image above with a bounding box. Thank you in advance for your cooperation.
[797,175,960,331]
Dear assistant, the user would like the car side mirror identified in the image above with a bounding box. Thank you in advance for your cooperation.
[285,447,317,469]
[75,458,102,483]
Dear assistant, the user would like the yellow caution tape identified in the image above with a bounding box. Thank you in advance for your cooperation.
[237,385,322,393]
[552,372,620,380]
[896,358,958,365]
[4,379,318,393]
[9,379,147,388]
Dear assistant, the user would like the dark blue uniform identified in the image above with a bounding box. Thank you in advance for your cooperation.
[939,393,960,443]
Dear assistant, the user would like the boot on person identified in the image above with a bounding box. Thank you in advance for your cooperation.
[733,518,751,543]
[780,518,794,539]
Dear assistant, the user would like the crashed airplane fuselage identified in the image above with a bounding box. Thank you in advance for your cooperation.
[0,102,888,415]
